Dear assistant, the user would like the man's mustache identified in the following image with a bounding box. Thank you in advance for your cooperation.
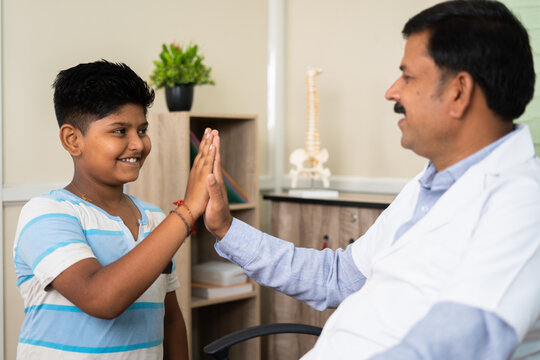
[394,102,406,115]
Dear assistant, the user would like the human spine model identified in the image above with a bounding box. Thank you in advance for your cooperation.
[289,67,331,188]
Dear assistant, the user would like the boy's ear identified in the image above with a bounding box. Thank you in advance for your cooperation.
[59,124,83,156]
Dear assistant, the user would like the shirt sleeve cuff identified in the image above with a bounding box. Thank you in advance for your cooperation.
[214,218,263,267]
[34,242,96,290]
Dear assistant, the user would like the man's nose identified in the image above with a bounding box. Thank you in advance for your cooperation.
[385,78,401,101]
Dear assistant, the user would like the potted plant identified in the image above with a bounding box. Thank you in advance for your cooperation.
[150,42,215,111]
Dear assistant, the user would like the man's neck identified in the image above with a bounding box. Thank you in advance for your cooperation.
[432,121,514,172]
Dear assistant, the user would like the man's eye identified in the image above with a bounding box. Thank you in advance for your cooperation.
[402,74,412,82]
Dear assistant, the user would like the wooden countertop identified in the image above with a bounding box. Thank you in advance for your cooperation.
[263,192,395,209]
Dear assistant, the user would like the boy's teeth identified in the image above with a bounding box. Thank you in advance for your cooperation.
[121,158,137,163]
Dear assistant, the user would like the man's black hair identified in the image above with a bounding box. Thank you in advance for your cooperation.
[53,60,155,132]
[403,0,535,121]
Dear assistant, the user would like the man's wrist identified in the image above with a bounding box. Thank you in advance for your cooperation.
[215,216,233,240]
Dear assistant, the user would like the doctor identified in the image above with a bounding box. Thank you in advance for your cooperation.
[203,0,540,359]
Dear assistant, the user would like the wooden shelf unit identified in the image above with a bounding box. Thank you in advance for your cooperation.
[130,112,260,360]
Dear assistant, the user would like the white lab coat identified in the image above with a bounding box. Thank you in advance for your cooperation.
[305,125,540,359]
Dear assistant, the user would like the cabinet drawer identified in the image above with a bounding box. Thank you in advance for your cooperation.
[338,207,384,249]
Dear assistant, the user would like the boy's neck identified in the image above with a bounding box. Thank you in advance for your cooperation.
[66,177,126,210]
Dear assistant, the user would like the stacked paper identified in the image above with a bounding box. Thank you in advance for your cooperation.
[192,261,247,286]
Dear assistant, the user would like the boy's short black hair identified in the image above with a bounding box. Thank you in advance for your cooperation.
[403,0,535,121]
[53,60,155,133]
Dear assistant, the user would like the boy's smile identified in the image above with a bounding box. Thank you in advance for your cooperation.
[76,103,151,187]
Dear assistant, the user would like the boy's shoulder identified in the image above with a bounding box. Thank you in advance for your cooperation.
[19,190,167,231]
[15,189,84,239]
[127,194,163,215]
[22,189,80,214]
[18,189,82,224]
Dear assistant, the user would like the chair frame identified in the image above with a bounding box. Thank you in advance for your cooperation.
[203,323,323,360]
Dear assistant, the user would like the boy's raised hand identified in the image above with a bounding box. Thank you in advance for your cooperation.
[183,128,218,220]
[204,134,233,239]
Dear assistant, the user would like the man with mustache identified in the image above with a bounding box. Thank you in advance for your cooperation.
[203,0,540,359]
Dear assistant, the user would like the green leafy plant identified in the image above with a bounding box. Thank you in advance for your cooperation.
[150,42,215,88]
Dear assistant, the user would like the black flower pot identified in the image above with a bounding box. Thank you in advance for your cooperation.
[165,86,194,111]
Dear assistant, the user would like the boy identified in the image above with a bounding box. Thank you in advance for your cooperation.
[14,60,219,359]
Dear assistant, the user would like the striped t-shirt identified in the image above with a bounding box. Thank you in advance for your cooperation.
[14,189,179,359]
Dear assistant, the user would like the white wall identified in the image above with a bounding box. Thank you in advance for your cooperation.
[3,0,268,186]
[286,0,439,179]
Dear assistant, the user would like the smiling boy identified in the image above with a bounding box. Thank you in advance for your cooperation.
[14,60,219,359]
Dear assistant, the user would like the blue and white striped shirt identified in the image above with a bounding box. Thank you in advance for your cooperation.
[14,189,179,359]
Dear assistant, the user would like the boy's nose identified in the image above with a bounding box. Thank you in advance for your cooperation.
[128,133,144,151]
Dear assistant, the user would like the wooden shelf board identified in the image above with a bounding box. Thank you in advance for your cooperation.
[229,202,257,211]
[190,290,258,309]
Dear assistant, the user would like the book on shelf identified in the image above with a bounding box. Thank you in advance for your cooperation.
[191,282,254,299]
[190,131,249,204]
[192,260,248,286]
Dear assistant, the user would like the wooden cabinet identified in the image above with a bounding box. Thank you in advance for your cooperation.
[130,112,260,360]
[263,193,394,360]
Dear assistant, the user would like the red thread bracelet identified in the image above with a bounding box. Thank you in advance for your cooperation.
[170,209,195,235]
[172,200,195,234]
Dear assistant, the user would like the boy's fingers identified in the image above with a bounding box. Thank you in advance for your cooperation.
[200,131,217,170]
[193,128,214,168]
[196,128,210,153]
[203,142,216,172]
[198,130,212,158]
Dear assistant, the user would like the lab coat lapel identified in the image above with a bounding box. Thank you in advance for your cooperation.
[410,165,484,235]
[385,166,484,253]
[377,125,534,256]
[480,125,535,178]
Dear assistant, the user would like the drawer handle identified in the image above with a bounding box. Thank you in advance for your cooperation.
[321,235,329,250]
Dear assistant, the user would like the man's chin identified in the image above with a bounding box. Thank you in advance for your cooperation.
[400,135,412,151]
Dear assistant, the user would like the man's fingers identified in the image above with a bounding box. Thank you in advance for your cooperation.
[205,130,219,168]
[213,136,225,184]
[207,174,224,207]
[207,174,218,193]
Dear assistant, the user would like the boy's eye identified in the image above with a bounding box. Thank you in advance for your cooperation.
[113,128,126,134]
[138,128,148,135]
